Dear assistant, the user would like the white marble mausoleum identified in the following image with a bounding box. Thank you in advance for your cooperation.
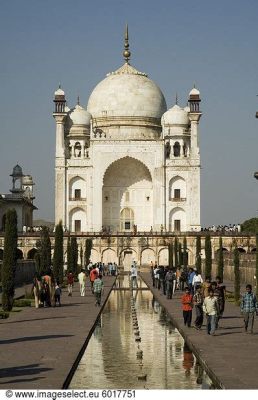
[53,29,202,234]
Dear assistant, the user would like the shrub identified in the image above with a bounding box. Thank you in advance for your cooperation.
[13,299,32,307]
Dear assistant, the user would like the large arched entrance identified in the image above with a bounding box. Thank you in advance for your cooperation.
[102,157,153,232]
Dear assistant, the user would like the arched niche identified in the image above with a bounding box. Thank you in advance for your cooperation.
[169,207,186,232]
[27,248,38,260]
[69,207,86,232]
[158,248,169,265]
[169,176,186,200]
[141,248,155,267]
[16,249,23,260]
[91,248,101,264]
[102,248,118,264]
[102,157,153,232]
[119,248,138,271]
[69,176,86,201]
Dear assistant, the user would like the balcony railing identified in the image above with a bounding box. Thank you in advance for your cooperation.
[170,197,186,202]
[69,197,86,201]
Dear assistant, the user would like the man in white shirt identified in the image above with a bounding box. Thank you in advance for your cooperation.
[192,270,203,293]
[130,265,138,289]
[78,270,86,296]
[202,289,219,335]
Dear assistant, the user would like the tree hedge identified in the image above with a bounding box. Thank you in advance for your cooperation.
[204,234,212,279]
[53,221,64,283]
[2,209,18,311]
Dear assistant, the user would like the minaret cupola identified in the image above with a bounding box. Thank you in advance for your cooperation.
[188,86,201,113]
[53,85,66,113]
[10,164,24,193]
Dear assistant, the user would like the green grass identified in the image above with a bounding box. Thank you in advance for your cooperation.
[0,311,9,319]
[13,299,33,307]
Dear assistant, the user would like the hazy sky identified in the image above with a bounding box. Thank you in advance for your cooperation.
[0,0,258,227]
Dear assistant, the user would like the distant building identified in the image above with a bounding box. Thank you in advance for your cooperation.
[0,165,37,232]
[53,28,202,233]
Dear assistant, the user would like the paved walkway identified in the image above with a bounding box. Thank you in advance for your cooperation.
[0,277,116,389]
[140,273,258,389]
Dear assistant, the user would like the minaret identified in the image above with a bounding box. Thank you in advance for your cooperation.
[188,86,202,158]
[53,85,67,226]
[53,85,66,158]
[188,86,202,231]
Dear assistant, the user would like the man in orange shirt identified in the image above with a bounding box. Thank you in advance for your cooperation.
[90,266,99,294]
[181,287,193,327]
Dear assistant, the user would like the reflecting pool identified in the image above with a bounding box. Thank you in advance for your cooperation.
[70,285,213,389]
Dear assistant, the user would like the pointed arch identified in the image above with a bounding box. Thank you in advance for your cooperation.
[102,156,153,232]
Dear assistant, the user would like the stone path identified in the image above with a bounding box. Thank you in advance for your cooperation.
[140,272,258,389]
[0,277,116,389]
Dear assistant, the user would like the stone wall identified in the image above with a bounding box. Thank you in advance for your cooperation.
[0,260,36,287]
[211,253,256,287]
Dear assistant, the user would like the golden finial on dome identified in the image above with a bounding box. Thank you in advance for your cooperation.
[77,95,80,106]
[175,92,178,105]
[123,23,131,64]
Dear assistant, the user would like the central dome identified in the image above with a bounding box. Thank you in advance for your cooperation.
[87,63,167,119]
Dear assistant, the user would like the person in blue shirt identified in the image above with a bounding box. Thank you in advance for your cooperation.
[188,268,196,294]
[240,284,258,334]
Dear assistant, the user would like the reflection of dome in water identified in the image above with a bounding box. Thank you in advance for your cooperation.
[87,63,167,119]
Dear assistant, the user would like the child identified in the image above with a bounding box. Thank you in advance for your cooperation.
[54,281,62,307]
[181,287,193,327]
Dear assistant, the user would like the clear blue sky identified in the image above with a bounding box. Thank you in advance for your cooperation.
[0,0,258,227]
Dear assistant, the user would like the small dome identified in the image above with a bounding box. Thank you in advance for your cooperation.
[54,87,65,96]
[69,104,91,126]
[22,175,33,185]
[189,87,200,96]
[162,104,189,126]
[12,164,23,177]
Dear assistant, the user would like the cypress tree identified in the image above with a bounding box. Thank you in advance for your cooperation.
[174,237,179,268]
[41,226,51,274]
[71,237,78,275]
[196,235,202,274]
[183,236,188,268]
[66,237,72,273]
[168,242,174,268]
[35,227,51,276]
[204,234,212,279]
[85,238,93,267]
[53,221,64,284]
[178,242,183,266]
[2,209,18,311]
[234,246,240,303]
[256,234,258,297]
[79,244,83,272]
[217,236,224,280]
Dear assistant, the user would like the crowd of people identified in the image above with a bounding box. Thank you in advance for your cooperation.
[145,262,223,336]
[201,224,241,233]
[31,257,258,335]
[32,271,62,308]
[32,260,118,309]
[149,263,258,335]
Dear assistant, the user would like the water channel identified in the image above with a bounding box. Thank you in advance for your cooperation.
[70,276,213,389]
